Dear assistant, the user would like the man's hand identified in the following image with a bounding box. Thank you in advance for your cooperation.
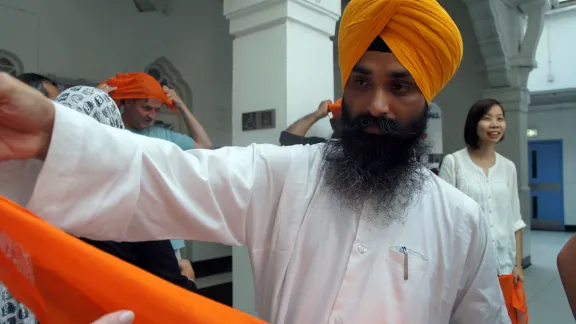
[313,100,332,119]
[163,86,187,111]
[179,258,195,280]
[98,83,118,94]
[91,311,134,324]
[0,72,55,161]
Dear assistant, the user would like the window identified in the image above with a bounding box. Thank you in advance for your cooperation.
[0,50,23,76]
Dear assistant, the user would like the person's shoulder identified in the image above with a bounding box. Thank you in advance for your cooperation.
[448,148,468,160]
[441,148,465,163]
[145,125,171,136]
[430,173,482,220]
[496,152,516,170]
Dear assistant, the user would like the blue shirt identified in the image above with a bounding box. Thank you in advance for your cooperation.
[128,126,195,151]
[127,126,194,250]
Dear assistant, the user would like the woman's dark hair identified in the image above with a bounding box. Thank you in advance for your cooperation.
[464,98,505,149]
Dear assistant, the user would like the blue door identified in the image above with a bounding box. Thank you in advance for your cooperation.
[528,140,564,230]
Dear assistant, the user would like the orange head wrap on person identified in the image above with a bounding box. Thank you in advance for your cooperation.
[100,72,177,112]
[338,0,463,103]
[328,98,342,119]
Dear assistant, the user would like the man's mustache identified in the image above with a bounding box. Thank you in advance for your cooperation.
[344,114,424,138]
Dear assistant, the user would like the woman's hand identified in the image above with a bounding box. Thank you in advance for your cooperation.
[513,265,525,285]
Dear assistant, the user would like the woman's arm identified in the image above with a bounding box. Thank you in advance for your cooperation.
[515,230,523,268]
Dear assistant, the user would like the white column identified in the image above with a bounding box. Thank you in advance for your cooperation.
[223,0,341,316]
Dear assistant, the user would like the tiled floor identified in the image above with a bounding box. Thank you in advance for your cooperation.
[526,230,574,323]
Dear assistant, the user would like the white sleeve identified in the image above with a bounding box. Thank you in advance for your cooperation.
[510,162,526,232]
[438,154,457,187]
[449,204,511,324]
[26,103,313,247]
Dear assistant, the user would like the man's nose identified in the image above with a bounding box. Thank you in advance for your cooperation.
[367,90,392,118]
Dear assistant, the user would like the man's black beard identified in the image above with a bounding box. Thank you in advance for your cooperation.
[322,101,431,220]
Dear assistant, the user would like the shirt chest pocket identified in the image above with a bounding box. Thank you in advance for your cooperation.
[384,246,430,299]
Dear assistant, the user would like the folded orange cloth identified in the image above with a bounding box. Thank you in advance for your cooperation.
[100,72,177,112]
[499,274,529,324]
[0,196,265,324]
[328,98,342,119]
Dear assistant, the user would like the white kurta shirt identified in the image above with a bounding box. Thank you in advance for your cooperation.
[438,148,526,275]
[21,103,510,324]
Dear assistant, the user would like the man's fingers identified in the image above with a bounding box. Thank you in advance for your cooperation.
[92,311,135,324]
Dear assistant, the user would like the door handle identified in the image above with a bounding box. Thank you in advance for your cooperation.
[531,150,538,179]
[532,196,538,219]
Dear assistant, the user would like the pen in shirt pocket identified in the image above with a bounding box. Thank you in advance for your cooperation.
[401,246,408,280]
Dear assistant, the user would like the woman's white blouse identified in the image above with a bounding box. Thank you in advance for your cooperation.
[439,148,526,275]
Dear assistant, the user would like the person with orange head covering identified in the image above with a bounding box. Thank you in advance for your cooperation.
[0,0,509,323]
[279,99,343,146]
[101,72,213,254]
[100,72,212,150]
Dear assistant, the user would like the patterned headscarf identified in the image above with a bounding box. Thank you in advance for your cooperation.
[55,86,124,129]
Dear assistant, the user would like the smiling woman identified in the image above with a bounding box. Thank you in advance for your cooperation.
[439,99,529,323]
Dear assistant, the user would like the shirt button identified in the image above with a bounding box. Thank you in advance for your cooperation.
[334,316,344,324]
[357,244,367,254]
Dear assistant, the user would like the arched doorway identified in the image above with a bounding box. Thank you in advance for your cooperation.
[0,49,23,77]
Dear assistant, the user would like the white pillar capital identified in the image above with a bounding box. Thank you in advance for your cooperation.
[482,86,531,112]
[223,0,341,37]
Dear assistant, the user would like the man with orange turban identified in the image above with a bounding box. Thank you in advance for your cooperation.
[279,99,342,146]
[100,72,213,255]
[100,72,212,150]
[0,0,509,323]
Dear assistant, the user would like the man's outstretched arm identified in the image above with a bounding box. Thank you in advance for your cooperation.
[0,73,310,247]
[25,102,310,246]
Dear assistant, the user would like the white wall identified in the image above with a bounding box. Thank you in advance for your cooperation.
[528,105,576,225]
[528,5,576,92]
[0,0,234,261]
[527,4,576,225]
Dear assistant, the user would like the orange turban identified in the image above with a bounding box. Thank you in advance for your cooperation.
[100,72,177,112]
[338,0,463,103]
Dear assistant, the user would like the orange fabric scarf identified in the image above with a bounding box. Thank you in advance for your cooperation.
[100,72,177,112]
[499,274,529,324]
[0,196,265,323]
